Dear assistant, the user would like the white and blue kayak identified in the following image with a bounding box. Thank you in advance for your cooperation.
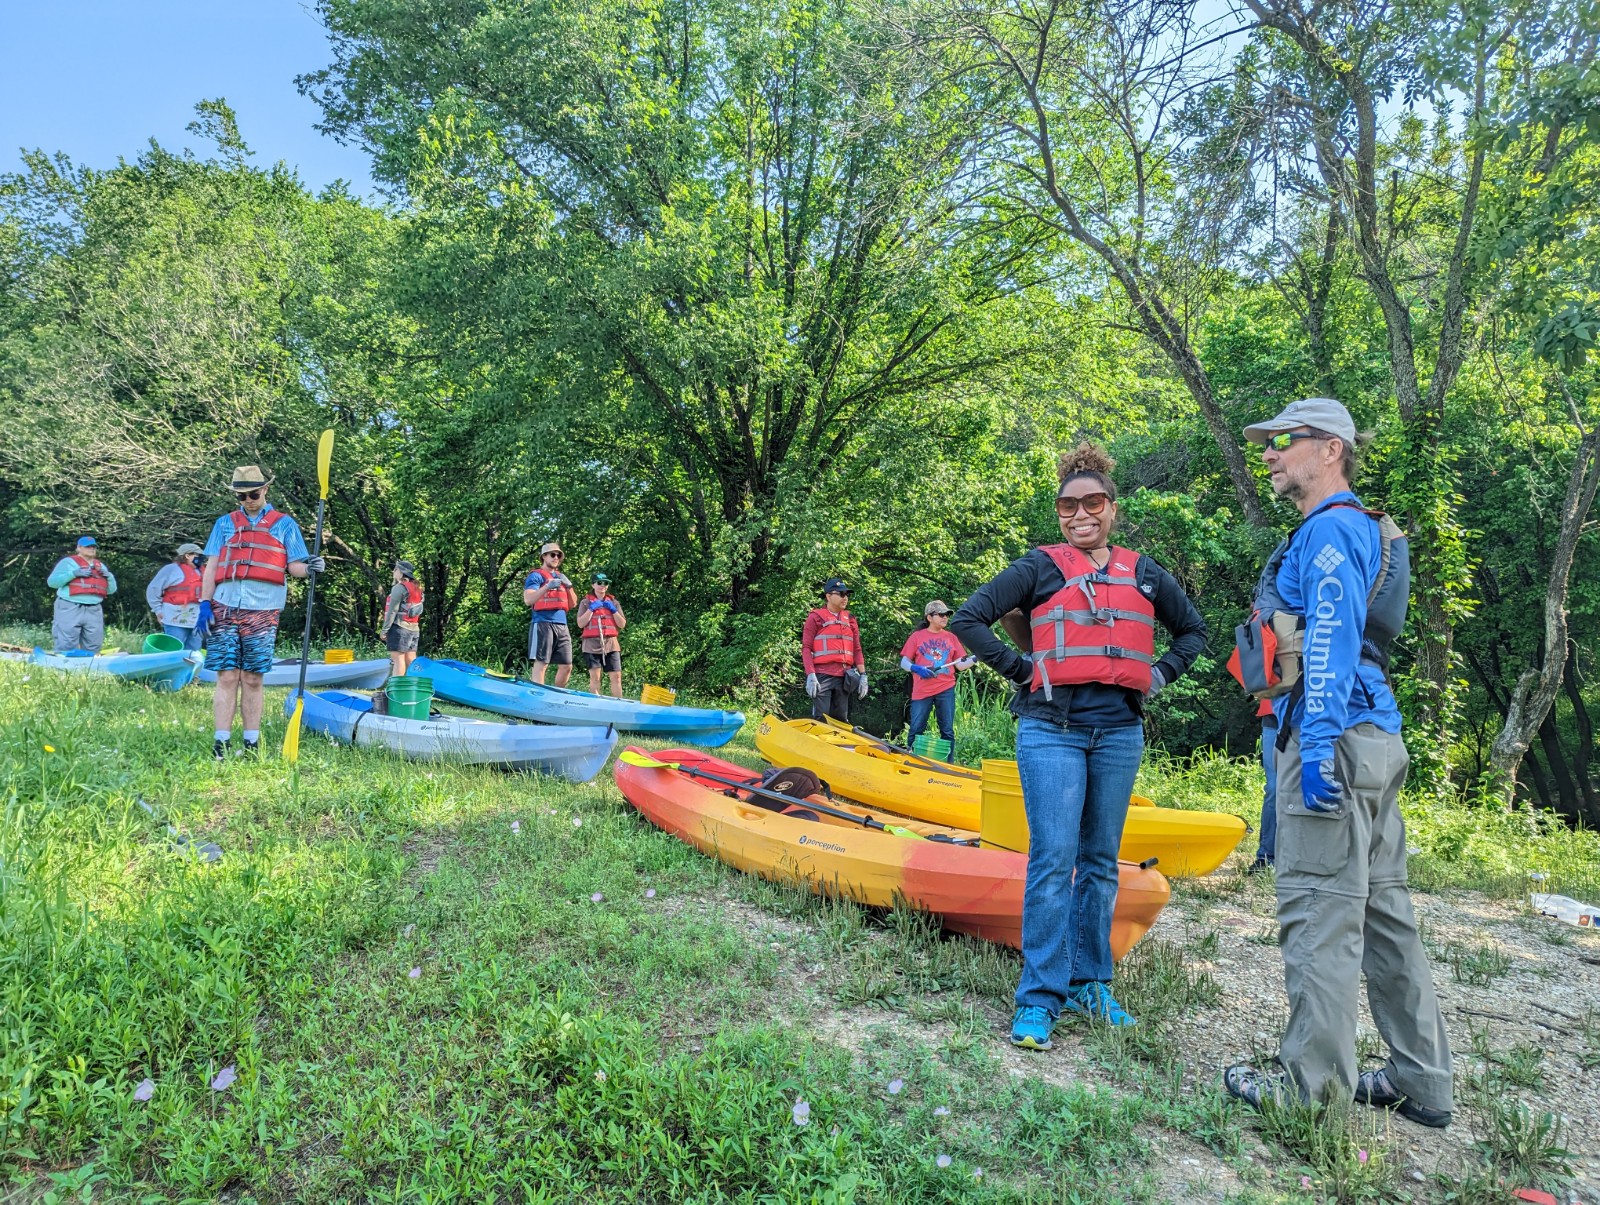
[200,657,390,690]
[29,648,202,692]
[284,689,617,781]
[412,657,745,747]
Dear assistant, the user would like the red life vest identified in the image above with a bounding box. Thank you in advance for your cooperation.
[1029,544,1154,698]
[216,508,289,586]
[809,607,860,671]
[66,555,109,600]
[530,571,573,613]
[401,579,424,619]
[582,593,622,641]
[160,561,203,606]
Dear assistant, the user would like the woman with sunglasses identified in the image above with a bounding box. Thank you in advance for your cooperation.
[950,444,1206,1049]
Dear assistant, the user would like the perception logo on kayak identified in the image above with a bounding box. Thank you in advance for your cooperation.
[796,834,847,854]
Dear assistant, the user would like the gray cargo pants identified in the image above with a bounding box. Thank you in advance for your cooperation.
[1275,724,1453,1112]
[52,597,106,653]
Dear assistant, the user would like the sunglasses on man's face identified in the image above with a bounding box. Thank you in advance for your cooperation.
[1056,492,1110,518]
[544,552,564,560]
[234,489,264,502]
[1264,431,1323,452]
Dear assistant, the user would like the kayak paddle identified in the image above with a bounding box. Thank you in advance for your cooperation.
[283,428,334,762]
[617,750,945,841]
[820,715,982,780]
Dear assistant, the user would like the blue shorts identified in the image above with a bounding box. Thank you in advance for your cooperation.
[207,604,280,675]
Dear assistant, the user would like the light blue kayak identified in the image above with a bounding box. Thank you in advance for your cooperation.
[199,657,390,690]
[29,648,202,693]
[285,689,616,781]
[412,657,745,747]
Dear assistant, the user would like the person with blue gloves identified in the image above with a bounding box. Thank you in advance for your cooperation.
[576,572,628,697]
[950,443,1206,1050]
[899,600,976,749]
[1223,398,1453,1129]
[47,535,117,653]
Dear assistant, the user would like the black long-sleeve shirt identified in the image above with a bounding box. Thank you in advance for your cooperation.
[950,546,1208,727]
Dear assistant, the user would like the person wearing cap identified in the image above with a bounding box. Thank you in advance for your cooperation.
[199,466,322,761]
[950,443,1206,1048]
[145,543,206,650]
[524,541,578,686]
[801,578,867,723]
[900,600,977,749]
[47,536,117,653]
[1222,398,1452,1129]
[379,560,425,678]
[575,572,627,697]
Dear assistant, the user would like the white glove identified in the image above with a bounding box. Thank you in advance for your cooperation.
[856,672,869,700]
[1147,665,1169,697]
[805,673,819,698]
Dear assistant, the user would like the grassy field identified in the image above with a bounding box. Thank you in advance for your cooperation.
[2,635,1598,1203]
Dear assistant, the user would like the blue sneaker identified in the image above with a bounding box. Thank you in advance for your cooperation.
[1010,1005,1054,1050]
[1063,982,1137,1026]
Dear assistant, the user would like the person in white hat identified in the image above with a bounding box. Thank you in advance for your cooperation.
[1223,398,1453,1129]
[524,541,578,686]
[899,599,977,749]
[198,466,323,760]
[46,535,117,653]
[145,543,206,650]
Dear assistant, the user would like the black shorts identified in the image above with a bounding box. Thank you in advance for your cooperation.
[584,649,621,673]
[385,625,419,653]
[530,621,573,666]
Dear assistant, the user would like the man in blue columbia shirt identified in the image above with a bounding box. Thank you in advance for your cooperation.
[1224,399,1453,1129]
[199,466,322,760]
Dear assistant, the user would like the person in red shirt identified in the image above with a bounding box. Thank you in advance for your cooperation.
[801,578,867,722]
[900,600,976,749]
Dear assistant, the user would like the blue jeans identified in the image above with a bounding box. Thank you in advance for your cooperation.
[162,622,204,652]
[1257,721,1279,862]
[1014,718,1144,1012]
[907,688,955,745]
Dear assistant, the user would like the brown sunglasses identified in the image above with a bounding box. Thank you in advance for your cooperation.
[1056,492,1110,518]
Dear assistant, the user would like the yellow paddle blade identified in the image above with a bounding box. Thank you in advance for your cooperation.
[282,697,304,762]
[1131,794,1155,808]
[885,825,927,841]
[619,749,676,769]
[316,429,334,500]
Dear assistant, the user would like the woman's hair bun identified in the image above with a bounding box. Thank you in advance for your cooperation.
[1057,442,1116,485]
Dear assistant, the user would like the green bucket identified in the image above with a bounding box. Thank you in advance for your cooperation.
[912,733,952,762]
[143,633,184,654]
[385,675,434,721]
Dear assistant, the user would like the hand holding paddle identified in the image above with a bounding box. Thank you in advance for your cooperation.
[283,429,334,762]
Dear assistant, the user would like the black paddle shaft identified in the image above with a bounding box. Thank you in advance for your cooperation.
[672,761,900,834]
[294,496,327,701]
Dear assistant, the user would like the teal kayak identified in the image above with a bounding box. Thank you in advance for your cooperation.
[285,689,616,780]
[411,658,745,747]
[29,648,201,692]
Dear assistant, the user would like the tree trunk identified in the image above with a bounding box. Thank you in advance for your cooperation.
[1485,423,1600,805]
[1560,643,1600,819]
[1535,706,1580,822]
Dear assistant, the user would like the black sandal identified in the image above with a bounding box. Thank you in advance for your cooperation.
[1354,1068,1451,1128]
[1223,1064,1289,1112]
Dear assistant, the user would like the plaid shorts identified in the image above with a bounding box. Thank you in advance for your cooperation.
[207,604,280,675]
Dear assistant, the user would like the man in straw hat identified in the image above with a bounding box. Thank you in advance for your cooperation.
[145,542,207,650]
[524,540,578,686]
[1222,398,1452,1129]
[199,465,322,760]
[46,535,117,653]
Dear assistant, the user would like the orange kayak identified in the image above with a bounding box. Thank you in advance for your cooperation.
[614,747,1170,955]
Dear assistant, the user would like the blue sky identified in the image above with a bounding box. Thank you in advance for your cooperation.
[0,1,376,196]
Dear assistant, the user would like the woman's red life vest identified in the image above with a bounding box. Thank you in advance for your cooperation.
[160,561,203,606]
[66,555,110,600]
[530,571,573,613]
[582,594,622,641]
[216,508,289,586]
[1029,544,1155,698]
[401,579,424,619]
[809,608,860,671]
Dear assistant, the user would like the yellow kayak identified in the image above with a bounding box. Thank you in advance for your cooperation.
[754,716,1247,877]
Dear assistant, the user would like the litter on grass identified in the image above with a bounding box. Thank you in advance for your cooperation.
[1530,893,1599,927]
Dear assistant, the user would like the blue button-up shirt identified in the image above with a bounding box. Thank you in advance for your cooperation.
[203,504,310,612]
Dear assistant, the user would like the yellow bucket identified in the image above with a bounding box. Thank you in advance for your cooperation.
[980,759,1029,853]
[640,684,677,708]
[323,648,354,664]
